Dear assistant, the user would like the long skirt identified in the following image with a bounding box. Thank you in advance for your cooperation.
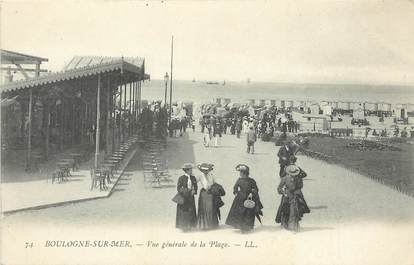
[197,189,219,230]
[276,194,310,232]
[203,132,210,147]
[176,196,197,230]
[225,194,255,231]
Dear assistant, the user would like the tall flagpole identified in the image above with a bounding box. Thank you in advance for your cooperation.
[169,35,174,125]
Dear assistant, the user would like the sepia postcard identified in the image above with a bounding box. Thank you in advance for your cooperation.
[0,1,413,265]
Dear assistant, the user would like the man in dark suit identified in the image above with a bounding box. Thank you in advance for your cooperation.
[175,163,198,231]
[277,141,298,177]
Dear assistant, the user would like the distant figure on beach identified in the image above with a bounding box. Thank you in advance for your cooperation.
[209,117,215,146]
[213,119,222,147]
[236,118,242,138]
[200,117,205,133]
[203,122,211,147]
[196,163,225,230]
[242,117,249,134]
[394,127,400,137]
[246,126,257,154]
[276,165,310,232]
[401,127,408,138]
[175,163,198,232]
[191,118,195,132]
[230,118,236,135]
[226,164,263,233]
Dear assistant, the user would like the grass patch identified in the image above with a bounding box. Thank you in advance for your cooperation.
[303,137,414,195]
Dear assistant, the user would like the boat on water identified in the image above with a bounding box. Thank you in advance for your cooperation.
[192,78,196,82]
[206,80,226,85]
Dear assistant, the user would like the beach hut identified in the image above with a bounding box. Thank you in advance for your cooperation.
[364,102,378,112]
[275,100,283,108]
[259,99,266,107]
[285,100,294,108]
[322,104,333,116]
[331,101,339,109]
[406,103,414,112]
[393,104,407,120]
[338,101,351,110]
[309,103,320,115]
[350,102,363,111]
[301,114,330,132]
[292,100,301,108]
[353,107,365,120]
[378,102,392,112]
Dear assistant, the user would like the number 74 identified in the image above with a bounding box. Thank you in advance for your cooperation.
[25,242,33,248]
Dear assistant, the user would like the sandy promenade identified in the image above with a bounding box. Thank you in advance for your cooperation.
[1,130,414,265]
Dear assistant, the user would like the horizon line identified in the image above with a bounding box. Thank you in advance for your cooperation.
[146,79,414,87]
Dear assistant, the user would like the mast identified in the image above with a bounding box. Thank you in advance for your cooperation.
[169,35,174,124]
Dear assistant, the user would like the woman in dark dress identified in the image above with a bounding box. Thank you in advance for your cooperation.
[225,164,263,233]
[275,164,310,232]
[196,163,226,230]
[175,163,198,231]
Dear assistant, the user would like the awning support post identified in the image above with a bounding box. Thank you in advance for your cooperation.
[94,74,101,169]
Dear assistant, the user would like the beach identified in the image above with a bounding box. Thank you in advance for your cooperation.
[141,80,414,104]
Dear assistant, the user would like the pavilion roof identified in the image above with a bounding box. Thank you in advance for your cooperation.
[63,56,144,71]
[0,49,48,64]
[1,56,149,94]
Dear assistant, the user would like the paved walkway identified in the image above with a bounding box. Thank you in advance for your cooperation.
[1,130,413,265]
[1,148,137,213]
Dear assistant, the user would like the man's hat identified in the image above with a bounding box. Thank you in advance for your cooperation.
[285,165,300,176]
[182,163,194,170]
[235,164,250,173]
[197,163,214,172]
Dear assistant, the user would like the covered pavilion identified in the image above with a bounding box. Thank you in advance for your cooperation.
[1,55,150,174]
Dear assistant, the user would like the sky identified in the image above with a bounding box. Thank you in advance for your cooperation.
[1,0,414,85]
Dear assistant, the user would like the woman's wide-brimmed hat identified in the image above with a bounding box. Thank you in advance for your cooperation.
[235,164,250,173]
[182,163,194,170]
[285,165,300,176]
[197,163,214,172]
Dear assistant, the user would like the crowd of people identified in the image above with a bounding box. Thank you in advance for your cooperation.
[138,101,196,140]
[173,138,310,233]
[198,104,300,152]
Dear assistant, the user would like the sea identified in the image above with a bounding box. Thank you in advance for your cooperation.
[140,80,414,104]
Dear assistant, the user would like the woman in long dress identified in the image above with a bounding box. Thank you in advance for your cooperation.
[225,164,263,233]
[203,122,211,147]
[275,164,310,232]
[176,163,198,231]
[196,163,225,230]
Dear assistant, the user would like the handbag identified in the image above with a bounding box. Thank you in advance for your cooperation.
[243,193,255,209]
[172,193,185,205]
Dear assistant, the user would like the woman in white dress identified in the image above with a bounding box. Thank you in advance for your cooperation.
[196,163,225,230]
[242,118,249,134]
